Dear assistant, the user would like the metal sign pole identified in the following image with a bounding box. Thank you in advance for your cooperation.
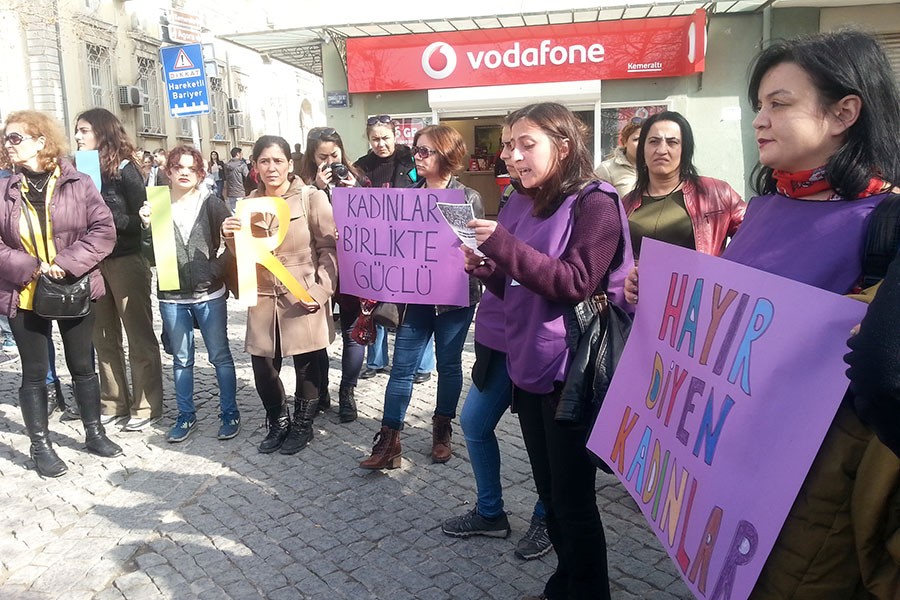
[191,116,201,152]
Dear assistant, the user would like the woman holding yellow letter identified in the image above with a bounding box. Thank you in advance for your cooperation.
[221,135,337,455]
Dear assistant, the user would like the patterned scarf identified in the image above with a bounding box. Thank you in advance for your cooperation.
[774,166,890,199]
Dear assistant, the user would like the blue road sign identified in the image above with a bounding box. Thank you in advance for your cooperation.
[159,43,210,118]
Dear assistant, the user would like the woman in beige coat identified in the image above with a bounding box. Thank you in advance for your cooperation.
[222,135,337,455]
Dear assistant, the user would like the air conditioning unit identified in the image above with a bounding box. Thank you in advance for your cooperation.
[118,85,143,108]
[227,113,244,129]
[226,97,241,113]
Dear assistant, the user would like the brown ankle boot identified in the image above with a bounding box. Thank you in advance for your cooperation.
[359,426,401,469]
[431,415,453,463]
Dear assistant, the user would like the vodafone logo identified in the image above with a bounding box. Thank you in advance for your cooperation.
[422,42,457,80]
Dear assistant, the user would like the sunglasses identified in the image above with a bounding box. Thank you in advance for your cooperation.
[366,115,393,127]
[411,146,437,159]
[3,132,35,146]
[309,127,337,140]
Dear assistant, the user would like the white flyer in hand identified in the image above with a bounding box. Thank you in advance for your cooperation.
[436,202,484,256]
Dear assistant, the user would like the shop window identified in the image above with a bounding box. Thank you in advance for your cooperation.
[86,43,115,111]
[136,56,164,135]
[599,105,668,160]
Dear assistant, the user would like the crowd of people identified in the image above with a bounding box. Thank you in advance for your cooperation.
[1,29,898,600]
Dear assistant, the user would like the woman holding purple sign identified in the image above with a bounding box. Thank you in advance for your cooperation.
[627,30,900,599]
[464,103,631,600]
[359,124,483,470]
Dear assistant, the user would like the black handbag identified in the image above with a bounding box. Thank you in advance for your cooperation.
[556,291,633,429]
[23,202,91,320]
[372,302,407,329]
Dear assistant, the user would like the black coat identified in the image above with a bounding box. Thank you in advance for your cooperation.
[353,145,416,189]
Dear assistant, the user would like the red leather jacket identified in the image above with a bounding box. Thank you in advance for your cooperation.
[626,176,745,256]
[0,161,115,317]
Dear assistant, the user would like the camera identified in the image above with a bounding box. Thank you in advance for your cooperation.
[329,163,349,180]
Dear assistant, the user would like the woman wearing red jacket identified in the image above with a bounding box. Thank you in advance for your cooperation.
[624,110,745,258]
[0,110,122,478]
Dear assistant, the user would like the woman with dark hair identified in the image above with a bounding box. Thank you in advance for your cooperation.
[139,146,238,443]
[208,150,225,199]
[74,108,163,432]
[627,31,900,598]
[360,124,483,470]
[221,135,337,455]
[0,110,122,477]
[625,110,744,259]
[465,102,628,599]
[298,126,365,422]
[353,116,435,385]
[594,116,643,199]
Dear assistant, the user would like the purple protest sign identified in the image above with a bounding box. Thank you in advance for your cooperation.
[587,239,867,600]
[332,187,469,306]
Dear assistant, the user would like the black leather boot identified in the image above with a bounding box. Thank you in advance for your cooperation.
[74,376,123,458]
[317,388,331,414]
[55,379,81,422]
[338,384,357,423]
[280,397,317,454]
[258,400,290,454]
[19,386,67,477]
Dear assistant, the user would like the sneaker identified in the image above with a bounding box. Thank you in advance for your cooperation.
[123,415,161,432]
[441,508,511,539]
[515,514,553,560]
[1,334,18,354]
[217,412,241,440]
[166,413,196,442]
[100,414,127,426]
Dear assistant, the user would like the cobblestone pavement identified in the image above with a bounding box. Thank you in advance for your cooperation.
[0,299,693,600]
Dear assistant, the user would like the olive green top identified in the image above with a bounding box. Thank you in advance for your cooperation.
[629,190,695,257]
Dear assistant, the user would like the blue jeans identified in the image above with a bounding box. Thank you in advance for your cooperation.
[158,296,237,417]
[381,304,475,430]
[367,324,436,374]
[461,346,545,520]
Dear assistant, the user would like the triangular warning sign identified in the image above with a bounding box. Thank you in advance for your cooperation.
[173,49,194,70]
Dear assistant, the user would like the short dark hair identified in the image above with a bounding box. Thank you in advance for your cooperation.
[413,125,467,177]
[230,147,242,158]
[504,103,595,217]
[748,30,900,197]
[627,111,702,209]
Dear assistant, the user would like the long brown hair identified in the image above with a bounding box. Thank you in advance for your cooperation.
[74,108,137,181]
[505,103,595,217]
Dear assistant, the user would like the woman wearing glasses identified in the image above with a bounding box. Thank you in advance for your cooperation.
[353,115,436,385]
[0,110,122,477]
[138,146,238,444]
[221,135,337,455]
[595,116,643,200]
[73,108,164,432]
[360,124,483,470]
[298,127,366,422]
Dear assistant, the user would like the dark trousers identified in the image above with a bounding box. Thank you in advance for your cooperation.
[516,385,611,600]
[336,293,365,388]
[10,308,96,388]
[251,326,326,410]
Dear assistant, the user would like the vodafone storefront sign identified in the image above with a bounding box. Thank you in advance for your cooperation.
[348,10,706,93]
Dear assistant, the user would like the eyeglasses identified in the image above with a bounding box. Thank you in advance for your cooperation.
[411,146,437,159]
[308,127,337,141]
[3,132,34,146]
[366,115,393,127]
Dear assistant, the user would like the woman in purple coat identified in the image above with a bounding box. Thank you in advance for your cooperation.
[466,103,625,599]
[0,110,122,478]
